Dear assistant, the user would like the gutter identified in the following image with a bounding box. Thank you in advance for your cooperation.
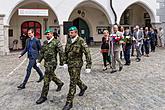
[110,0,117,24]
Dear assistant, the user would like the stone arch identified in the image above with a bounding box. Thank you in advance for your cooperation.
[7,0,59,50]
[68,0,112,24]
[7,0,59,25]
[68,0,112,43]
[119,1,156,25]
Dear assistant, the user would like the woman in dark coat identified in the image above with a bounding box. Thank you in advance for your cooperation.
[101,30,111,71]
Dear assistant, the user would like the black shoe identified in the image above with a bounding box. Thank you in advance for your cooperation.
[136,58,141,62]
[110,65,113,69]
[17,83,25,89]
[36,97,47,104]
[56,83,64,92]
[124,63,128,65]
[36,77,44,83]
[145,54,149,57]
[124,63,130,66]
[79,86,87,96]
[119,66,123,71]
[111,70,117,73]
[103,67,107,71]
[62,102,73,110]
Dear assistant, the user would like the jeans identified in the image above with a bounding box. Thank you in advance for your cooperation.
[144,40,150,54]
[150,41,156,52]
[23,58,43,85]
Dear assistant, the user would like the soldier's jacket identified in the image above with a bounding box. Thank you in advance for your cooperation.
[64,36,92,68]
[38,38,64,67]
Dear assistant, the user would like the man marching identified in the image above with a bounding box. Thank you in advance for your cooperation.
[36,28,64,104]
[62,26,92,110]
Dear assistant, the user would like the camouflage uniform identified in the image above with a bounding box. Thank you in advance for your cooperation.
[64,36,92,103]
[38,38,64,98]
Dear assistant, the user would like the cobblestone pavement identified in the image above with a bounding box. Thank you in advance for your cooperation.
[0,47,165,110]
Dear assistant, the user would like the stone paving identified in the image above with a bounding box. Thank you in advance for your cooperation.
[0,47,165,110]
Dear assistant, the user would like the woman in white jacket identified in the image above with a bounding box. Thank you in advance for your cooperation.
[158,27,165,47]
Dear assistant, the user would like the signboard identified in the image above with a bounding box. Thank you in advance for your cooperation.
[96,26,111,34]
[18,9,48,16]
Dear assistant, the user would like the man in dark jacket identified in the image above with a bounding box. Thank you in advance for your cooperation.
[149,28,157,52]
[123,28,133,65]
[17,29,44,89]
[143,27,150,57]
[20,33,28,49]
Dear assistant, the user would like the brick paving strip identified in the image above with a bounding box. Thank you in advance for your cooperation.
[7,58,27,77]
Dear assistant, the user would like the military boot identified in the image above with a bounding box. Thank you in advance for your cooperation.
[56,82,64,92]
[36,97,47,104]
[79,86,87,96]
[62,102,73,110]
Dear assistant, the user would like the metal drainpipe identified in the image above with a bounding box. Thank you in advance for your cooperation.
[110,0,117,25]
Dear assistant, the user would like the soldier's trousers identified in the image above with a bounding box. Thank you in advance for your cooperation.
[66,67,86,103]
[41,65,63,97]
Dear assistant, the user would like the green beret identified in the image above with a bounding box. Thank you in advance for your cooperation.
[44,28,53,35]
[68,26,78,31]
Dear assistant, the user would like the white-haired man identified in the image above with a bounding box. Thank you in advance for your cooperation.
[109,25,124,73]
[133,25,144,62]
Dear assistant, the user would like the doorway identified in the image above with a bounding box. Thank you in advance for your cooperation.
[73,18,90,44]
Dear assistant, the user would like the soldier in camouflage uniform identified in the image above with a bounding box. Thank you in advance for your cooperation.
[62,26,92,110]
[36,28,64,104]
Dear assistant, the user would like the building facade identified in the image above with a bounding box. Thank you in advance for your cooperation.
[0,0,162,55]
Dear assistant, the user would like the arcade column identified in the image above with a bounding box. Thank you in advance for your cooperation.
[0,14,9,55]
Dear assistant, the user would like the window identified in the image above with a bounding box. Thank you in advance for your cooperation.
[120,9,130,25]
